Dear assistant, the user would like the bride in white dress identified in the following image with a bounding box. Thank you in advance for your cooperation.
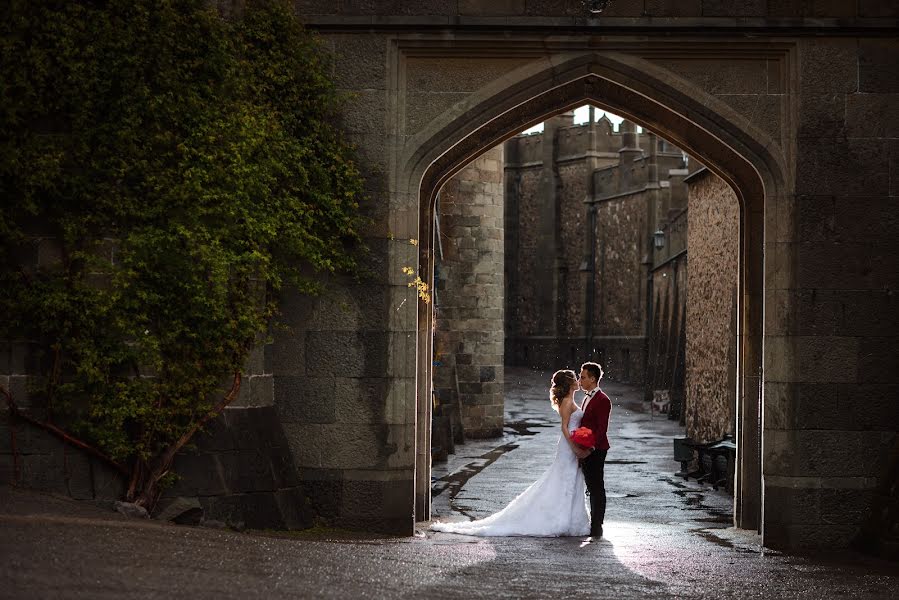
[430,369,590,537]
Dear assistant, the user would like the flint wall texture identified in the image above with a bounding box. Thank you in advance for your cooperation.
[684,171,739,443]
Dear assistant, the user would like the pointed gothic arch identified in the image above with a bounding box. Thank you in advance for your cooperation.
[401,50,786,538]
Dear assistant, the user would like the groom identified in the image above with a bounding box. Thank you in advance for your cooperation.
[575,361,611,538]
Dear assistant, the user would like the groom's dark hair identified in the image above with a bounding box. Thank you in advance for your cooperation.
[580,361,603,381]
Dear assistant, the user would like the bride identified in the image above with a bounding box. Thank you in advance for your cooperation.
[430,369,590,537]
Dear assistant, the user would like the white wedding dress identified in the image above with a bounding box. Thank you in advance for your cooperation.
[430,408,590,537]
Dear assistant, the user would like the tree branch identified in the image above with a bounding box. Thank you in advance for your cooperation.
[2,386,129,477]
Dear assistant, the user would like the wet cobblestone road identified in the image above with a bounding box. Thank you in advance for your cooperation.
[2,368,897,599]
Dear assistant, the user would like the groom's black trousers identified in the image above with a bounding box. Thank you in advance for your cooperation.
[582,449,607,532]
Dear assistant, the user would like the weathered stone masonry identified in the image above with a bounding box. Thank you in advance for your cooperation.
[2,0,898,554]
[433,146,505,439]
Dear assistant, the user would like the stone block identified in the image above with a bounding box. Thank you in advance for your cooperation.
[63,451,96,501]
[228,451,278,493]
[770,288,838,336]
[247,374,274,407]
[701,0,765,17]
[859,0,899,17]
[338,477,413,524]
[656,57,767,95]
[282,422,322,468]
[805,0,857,17]
[857,336,899,384]
[407,57,532,93]
[328,34,387,90]
[91,459,126,500]
[382,377,415,426]
[764,485,873,550]
[199,494,246,528]
[841,384,899,430]
[846,93,899,138]
[270,449,301,489]
[859,39,899,93]
[832,196,898,245]
[0,453,18,485]
[20,423,66,455]
[765,335,859,384]
[193,413,237,453]
[168,453,228,496]
[644,0,702,16]
[796,137,890,196]
[274,376,337,424]
[315,423,398,470]
[386,331,416,379]
[837,289,899,336]
[300,468,343,519]
[273,487,312,529]
[892,140,899,197]
[595,0,644,16]
[765,429,896,477]
[799,38,858,94]
[20,453,69,496]
[795,241,898,290]
[765,382,864,431]
[338,89,386,135]
[270,327,306,377]
[305,331,389,378]
[405,91,470,137]
[798,93,846,139]
[458,0,524,15]
[521,0,584,16]
[243,344,265,376]
[154,496,203,522]
[350,132,390,173]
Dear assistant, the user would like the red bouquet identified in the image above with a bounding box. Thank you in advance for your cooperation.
[570,427,596,449]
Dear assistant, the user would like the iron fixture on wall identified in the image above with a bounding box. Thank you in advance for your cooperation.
[583,0,613,14]
[653,229,666,250]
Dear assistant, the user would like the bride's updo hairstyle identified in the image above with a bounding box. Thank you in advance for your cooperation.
[549,369,577,411]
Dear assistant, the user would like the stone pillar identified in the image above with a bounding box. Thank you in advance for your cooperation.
[434,145,505,439]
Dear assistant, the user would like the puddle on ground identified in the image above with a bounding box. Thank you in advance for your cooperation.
[504,422,553,436]
[431,442,520,516]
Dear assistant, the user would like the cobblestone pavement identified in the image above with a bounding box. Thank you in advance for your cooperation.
[2,367,897,599]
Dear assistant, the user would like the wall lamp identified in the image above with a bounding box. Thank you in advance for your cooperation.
[653,229,666,250]
[584,1,613,14]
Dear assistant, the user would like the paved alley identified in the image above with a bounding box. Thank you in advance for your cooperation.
[1,368,896,599]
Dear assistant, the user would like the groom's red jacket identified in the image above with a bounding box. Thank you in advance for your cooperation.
[582,389,611,450]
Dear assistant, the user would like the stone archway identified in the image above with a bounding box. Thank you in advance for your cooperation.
[400,50,788,538]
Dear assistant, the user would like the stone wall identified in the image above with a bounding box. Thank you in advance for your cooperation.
[684,170,739,443]
[1,406,308,530]
[646,207,689,415]
[433,146,505,439]
[296,0,899,551]
[762,33,899,551]
[504,116,695,383]
[295,1,896,19]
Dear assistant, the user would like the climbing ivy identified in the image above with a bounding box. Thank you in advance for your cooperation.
[0,0,365,508]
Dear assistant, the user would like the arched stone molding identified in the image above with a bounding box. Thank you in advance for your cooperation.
[400,50,789,540]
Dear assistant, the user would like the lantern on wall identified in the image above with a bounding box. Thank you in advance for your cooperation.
[653,229,666,249]
[584,0,613,14]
